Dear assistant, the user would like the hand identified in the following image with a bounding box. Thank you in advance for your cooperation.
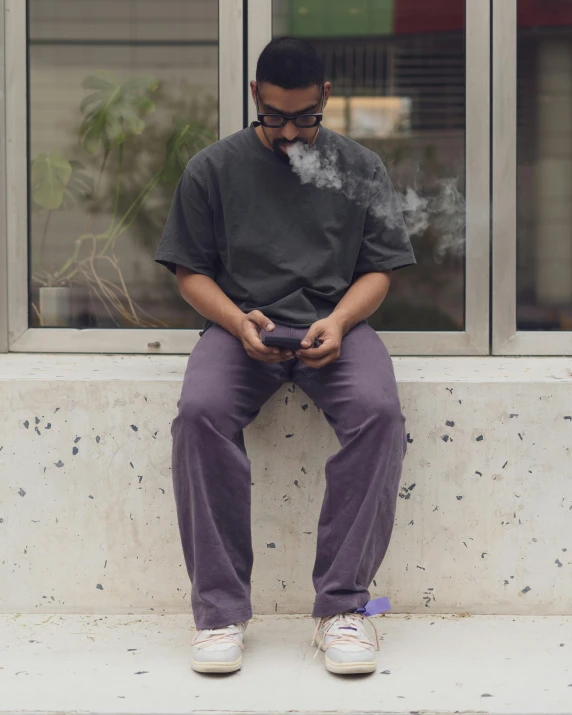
[295,315,345,369]
[235,310,294,363]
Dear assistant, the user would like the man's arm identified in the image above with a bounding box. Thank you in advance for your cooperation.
[330,271,392,336]
[176,266,295,364]
[176,266,246,338]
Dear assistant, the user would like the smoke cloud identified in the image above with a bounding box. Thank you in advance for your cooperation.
[285,142,465,263]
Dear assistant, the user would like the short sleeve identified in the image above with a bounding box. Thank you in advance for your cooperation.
[154,168,220,278]
[354,158,417,274]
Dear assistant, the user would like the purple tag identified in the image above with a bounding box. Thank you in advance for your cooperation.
[355,596,391,617]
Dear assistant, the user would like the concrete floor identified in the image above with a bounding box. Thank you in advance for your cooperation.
[1,612,571,715]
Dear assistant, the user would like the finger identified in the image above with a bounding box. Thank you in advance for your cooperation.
[249,341,294,361]
[297,338,336,358]
[300,328,320,349]
[249,310,275,331]
[243,323,275,354]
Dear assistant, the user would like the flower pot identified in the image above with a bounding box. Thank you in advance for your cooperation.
[39,286,73,327]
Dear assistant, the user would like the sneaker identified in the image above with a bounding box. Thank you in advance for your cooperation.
[311,611,379,674]
[190,620,248,673]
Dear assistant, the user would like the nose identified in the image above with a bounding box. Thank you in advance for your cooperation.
[281,120,299,141]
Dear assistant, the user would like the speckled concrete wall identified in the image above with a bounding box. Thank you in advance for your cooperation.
[1,355,571,615]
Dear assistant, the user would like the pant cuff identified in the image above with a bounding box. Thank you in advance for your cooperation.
[193,605,253,631]
[312,594,369,620]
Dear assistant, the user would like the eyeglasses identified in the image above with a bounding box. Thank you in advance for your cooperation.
[256,87,324,129]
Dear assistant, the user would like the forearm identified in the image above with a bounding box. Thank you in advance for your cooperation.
[331,271,392,335]
[176,266,245,338]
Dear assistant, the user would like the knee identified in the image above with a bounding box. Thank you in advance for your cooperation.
[176,393,225,429]
[359,391,405,431]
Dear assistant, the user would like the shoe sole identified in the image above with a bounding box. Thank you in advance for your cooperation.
[191,655,242,673]
[325,656,376,674]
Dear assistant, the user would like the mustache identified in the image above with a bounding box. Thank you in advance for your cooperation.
[274,138,309,146]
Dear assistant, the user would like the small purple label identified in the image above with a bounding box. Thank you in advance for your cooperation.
[355,596,391,617]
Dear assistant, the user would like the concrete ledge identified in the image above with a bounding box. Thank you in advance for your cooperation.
[1,353,572,382]
[1,355,572,615]
[1,613,571,715]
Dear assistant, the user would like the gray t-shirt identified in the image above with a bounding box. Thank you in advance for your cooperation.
[155,122,416,334]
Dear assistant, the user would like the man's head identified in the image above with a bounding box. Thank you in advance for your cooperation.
[251,37,331,162]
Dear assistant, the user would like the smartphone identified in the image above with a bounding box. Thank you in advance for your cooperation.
[262,335,304,350]
[261,334,320,350]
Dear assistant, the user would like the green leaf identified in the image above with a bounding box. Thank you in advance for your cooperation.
[79,90,108,115]
[81,71,116,90]
[161,118,216,186]
[79,71,158,155]
[61,161,94,210]
[31,152,73,210]
[117,107,145,135]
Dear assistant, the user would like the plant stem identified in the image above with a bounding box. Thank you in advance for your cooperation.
[100,172,160,255]
[81,148,110,238]
[39,210,52,270]
[31,301,44,327]
[108,142,123,235]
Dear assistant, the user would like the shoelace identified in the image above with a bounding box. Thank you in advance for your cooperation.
[310,611,380,659]
[191,622,246,651]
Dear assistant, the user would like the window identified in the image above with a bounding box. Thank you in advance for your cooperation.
[273,0,468,333]
[28,0,218,331]
[264,0,490,354]
[14,0,555,356]
[4,0,244,352]
[493,0,572,354]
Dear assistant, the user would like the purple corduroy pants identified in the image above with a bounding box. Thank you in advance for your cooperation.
[170,319,408,629]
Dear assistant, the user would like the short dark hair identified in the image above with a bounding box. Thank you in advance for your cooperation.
[256,37,325,90]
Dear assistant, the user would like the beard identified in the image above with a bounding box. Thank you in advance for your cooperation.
[272,137,309,164]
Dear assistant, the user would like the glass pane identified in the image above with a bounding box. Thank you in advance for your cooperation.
[28,0,218,329]
[517,2,572,330]
[273,0,466,331]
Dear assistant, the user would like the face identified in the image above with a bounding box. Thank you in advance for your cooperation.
[251,81,331,162]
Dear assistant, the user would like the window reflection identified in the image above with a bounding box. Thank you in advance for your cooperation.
[28,0,218,329]
[274,0,466,331]
[517,0,572,330]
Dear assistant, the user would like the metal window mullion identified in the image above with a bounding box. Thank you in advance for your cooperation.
[464,0,490,354]
[5,0,28,349]
[247,0,272,126]
[219,0,244,138]
[492,0,517,353]
[0,0,8,351]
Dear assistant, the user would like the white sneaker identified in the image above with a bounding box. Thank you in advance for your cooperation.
[190,620,248,673]
[311,611,380,674]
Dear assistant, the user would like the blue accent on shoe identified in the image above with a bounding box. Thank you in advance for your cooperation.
[355,596,391,617]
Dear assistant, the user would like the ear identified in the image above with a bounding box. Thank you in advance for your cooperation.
[250,80,258,105]
[323,81,332,109]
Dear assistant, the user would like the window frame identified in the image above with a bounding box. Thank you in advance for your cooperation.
[2,0,490,355]
[492,0,572,355]
[0,0,8,353]
[250,0,490,356]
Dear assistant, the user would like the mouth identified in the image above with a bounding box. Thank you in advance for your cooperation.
[281,140,305,152]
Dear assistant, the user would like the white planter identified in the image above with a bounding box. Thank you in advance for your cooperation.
[39,286,72,327]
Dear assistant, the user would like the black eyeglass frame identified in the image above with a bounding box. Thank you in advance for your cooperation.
[255,86,325,129]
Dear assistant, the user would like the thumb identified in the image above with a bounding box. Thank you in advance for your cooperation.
[301,326,319,348]
[249,310,274,331]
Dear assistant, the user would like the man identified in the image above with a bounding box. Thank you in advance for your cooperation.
[154,37,416,675]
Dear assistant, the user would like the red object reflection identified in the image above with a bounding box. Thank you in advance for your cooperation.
[393,0,572,35]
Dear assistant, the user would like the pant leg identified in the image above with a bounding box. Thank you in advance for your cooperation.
[172,323,290,629]
[291,320,408,618]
